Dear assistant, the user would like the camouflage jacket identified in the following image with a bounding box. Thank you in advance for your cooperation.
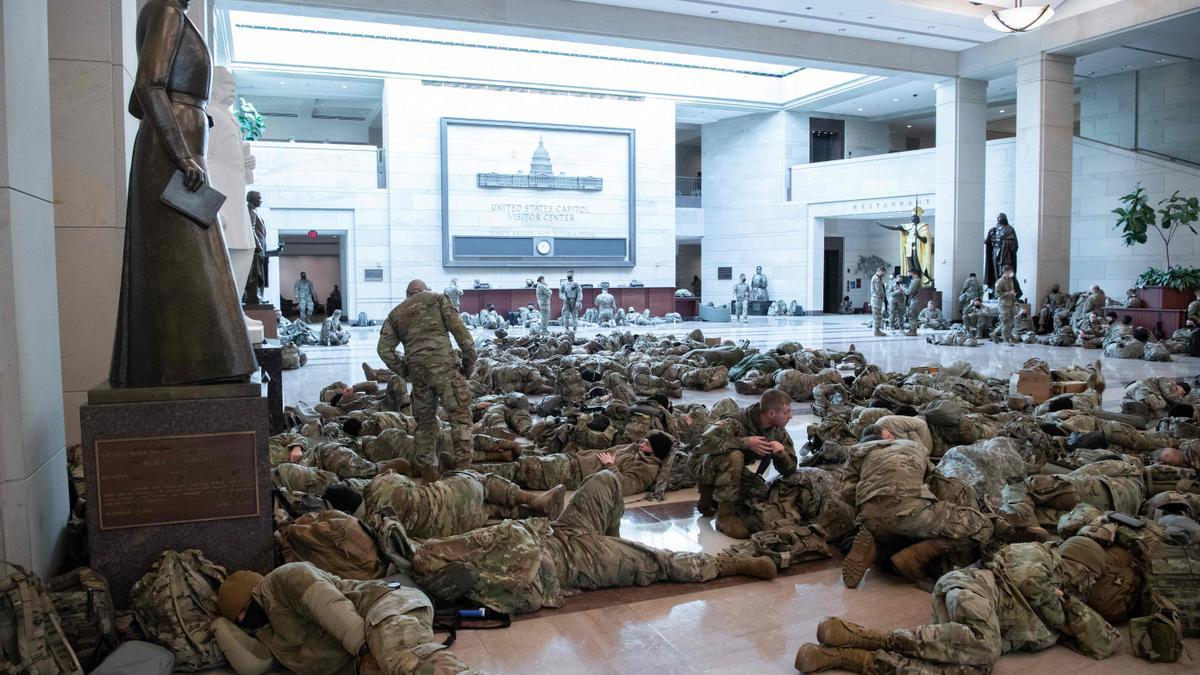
[841,439,937,508]
[996,275,1017,306]
[377,291,475,375]
[697,403,797,474]
[870,274,886,300]
[535,282,551,308]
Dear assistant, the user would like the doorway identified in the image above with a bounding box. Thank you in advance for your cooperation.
[823,237,844,314]
[278,233,346,321]
[810,118,845,163]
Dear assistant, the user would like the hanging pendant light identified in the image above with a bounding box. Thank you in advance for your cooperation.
[983,1,1054,33]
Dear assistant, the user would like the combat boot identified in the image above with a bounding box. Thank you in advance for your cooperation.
[1087,359,1105,394]
[377,458,411,476]
[715,555,777,580]
[841,528,877,589]
[873,329,886,337]
[518,485,565,519]
[905,327,917,337]
[890,538,956,582]
[794,644,875,673]
[696,484,717,516]
[816,617,893,650]
[715,501,750,539]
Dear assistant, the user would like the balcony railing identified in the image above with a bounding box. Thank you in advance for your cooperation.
[676,175,701,208]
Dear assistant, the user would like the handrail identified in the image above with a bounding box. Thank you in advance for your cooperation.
[1076,135,1200,170]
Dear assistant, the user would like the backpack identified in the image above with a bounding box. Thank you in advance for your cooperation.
[129,550,227,672]
[1141,539,1200,637]
[276,510,386,581]
[719,522,831,569]
[0,561,84,674]
[48,567,119,671]
[1129,597,1184,662]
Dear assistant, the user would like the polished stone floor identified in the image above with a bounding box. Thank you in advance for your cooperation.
[280,315,1200,673]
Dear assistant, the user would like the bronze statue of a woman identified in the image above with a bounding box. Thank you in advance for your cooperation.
[110,0,256,387]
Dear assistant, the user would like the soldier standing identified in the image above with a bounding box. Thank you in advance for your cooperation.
[377,279,477,481]
[904,269,923,337]
[995,265,1017,344]
[733,273,750,324]
[559,270,582,333]
[443,278,463,312]
[293,272,316,323]
[870,267,886,337]
[534,275,551,332]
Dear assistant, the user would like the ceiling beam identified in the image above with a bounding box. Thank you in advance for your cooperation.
[231,0,959,77]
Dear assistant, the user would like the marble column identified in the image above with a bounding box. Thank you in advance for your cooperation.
[1014,53,1075,309]
[933,77,987,316]
[49,0,137,444]
[0,0,69,576]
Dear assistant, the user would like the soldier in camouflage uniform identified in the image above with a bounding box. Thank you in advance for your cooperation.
[281,342,307,370]
[1122,376,1191,419]
[796,537,1118,674]
[916,301,948,330]
[888,277,907,332]
[443,278,463,312]
[1037,312,1076,346]
[904,270,923,337]
[408,470,777,615]
[363,470,564,539]
[733,273,750,323]
[994,265,1017,344]
[957,272,983,308]
[213,562,473,674]
[534,275,551,333]
[293,272,317,323]
[484,431,675,498]
[870,267,887,336]
[377,280,477,481]
[559,271,582,332]
[696,389,797,539]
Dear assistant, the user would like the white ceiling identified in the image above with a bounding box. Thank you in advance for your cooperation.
[569,0,1087,52]
[234,70,383,125]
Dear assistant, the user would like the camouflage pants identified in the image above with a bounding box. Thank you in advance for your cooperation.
[548,471,720,590]
[538,304,550,332]
[370,470,522,539]
[316,444,385,479]
[858,495,993,545]
[997,303,1015,343]
[411,364,474,471]
[679,366,729,391]
[734,298,748,320]
[298,296,314,320]
[360,591,472,674]
[273,463,338,494]
[512,453,580,490]
[697,450,746,503]
[872,296,885,331]
[872,567,1002,674]
[561,303,579,331]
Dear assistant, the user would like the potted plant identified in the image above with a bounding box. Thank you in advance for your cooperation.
[236,98,266,141]
[1113,184,1200,308]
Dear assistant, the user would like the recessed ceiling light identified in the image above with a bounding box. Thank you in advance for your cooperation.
[999,109,1005,113]
[906,124,912,128]
[837,28,846,32]
[1156,57,1167,63]
[279,80,286,85]
[897,36,906,40]
[1120,65,1130,70]
[857,107,863,111]
[341,84,349,89]
[927,25,935,29]
[892,98,899,102]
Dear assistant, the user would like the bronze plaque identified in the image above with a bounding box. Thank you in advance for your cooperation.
[94,431,260,530]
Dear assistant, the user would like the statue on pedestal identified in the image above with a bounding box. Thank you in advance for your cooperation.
[750,266,769,301]
[877,206,933,285]
[110,0,256,387]
[985,212,1020,298]
[242,191,283,304]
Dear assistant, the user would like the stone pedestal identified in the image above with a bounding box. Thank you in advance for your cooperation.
[254,340,285,434]
[80,384,272,607]
[748,300,771,316]
[244,303,278,339]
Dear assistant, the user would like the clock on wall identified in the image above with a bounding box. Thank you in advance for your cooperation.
[536,239,552,256]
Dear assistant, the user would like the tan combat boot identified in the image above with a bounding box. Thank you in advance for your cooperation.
[716,555,777,580]
[841,528,877,589]
[362,362,379,382]
[816,617,893,650]
[715,501,750,539]
[518,485,565,519]
[696,483,716,516]
[890,538,956,582]
[377,458,411,476]
[794,644,875,673]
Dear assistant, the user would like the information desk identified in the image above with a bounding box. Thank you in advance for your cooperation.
[460,287,677,317]
[1112,307,1188,335]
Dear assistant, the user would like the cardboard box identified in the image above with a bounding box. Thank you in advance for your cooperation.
[1053,381,1088,395]
[909,366,939,375]
[1010,369,1052,403]
[704,337,722,347]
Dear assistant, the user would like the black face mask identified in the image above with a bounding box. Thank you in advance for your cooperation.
[238,599,269,631]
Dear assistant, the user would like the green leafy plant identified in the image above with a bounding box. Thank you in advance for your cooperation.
[1113,183,1200,268]
[236,98,266,141]
[854,254,889,278]
[1135,266,1200,291]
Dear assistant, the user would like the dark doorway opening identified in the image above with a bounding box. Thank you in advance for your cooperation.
[823,237,844,314]
[811,118,845,163]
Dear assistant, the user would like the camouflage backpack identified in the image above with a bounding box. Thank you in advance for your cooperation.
[276,511,386,581]
[1144,465,1199,498]
[0,561,83,674]
[1140,538,1200,637]
[47,568,119,671]
[719,522,831,569]
[129,550,227,671]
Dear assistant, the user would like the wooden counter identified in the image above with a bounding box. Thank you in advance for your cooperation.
[460,287,677,317]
